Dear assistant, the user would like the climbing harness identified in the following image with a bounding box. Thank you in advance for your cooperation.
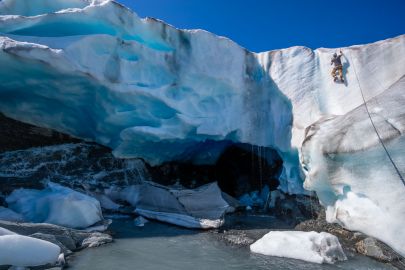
[348,51,405,187]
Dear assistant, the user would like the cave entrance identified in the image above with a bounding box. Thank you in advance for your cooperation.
[150,143,283,199]
[215,143,283,198]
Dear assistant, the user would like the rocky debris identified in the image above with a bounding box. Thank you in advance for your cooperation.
[355,237,396,262]
[222,232,255,246]
[0,113,79,153]
[81,232,113,248]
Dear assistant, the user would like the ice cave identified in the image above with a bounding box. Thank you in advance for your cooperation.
[0,0,404,269]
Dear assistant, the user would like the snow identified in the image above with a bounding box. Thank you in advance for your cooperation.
[6,182,103,229]
[0,0,404,257]
[250,231,347,264]
[0,229,61,267]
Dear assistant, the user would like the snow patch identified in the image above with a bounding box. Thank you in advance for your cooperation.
[250,231,347,264]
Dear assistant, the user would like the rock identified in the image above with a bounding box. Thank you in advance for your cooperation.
[355,237,394,262]
[0,112,79,154]
[0,220,111,251]
[223,233,255,246]
[81,233,113,248]
[29,233,73,256]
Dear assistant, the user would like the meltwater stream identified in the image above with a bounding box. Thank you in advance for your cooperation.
[70,219,395,270]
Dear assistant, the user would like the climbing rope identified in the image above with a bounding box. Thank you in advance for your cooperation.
[348,51,405,187]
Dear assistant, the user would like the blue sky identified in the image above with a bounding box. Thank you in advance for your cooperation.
[118,0,405,52]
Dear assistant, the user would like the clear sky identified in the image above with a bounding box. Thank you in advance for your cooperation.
[118,0,405,52]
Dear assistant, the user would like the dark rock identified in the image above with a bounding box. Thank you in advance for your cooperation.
[222,232,255,246]
[0,112,79,153]
[0,220,111,251]
[30,233,73,256]
[355,237,396,262]
[0,143,150,193]
[81,232,113,248]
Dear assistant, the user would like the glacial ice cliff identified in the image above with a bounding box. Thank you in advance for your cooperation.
[0,0,404,257]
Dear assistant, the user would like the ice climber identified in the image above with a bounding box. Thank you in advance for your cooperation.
[331,50,344,82]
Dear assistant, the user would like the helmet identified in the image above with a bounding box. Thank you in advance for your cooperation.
[333,53,337,57]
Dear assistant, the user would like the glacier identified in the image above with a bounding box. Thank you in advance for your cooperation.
[0,0,404,258]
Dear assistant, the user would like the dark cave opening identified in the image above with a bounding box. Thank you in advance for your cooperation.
[149,143,283,198]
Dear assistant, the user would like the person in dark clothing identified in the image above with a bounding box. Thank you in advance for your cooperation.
[331,50,344,82]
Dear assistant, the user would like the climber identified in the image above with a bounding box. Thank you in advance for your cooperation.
[331,50,344,83]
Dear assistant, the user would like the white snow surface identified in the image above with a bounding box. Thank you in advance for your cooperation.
[250,231,347,264]
[6,182,103,229]
[0,0,405,256]
[0,228,61,267]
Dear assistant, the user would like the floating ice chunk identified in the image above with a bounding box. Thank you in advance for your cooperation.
[0,206,25,222]
[250,231,347,264]
[133,216,149,227]
[0,234,61,267]
[6,183,103,229]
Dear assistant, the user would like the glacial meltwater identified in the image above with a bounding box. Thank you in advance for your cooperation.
[69,219,395,270]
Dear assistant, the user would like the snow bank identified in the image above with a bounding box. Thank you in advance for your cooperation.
[250,231,347,264]
[0,229,61,267]
[6,183,103,229]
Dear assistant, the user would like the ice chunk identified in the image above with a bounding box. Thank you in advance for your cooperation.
[108,182,229,229]
[250,231,347,264]
[6,183,103,229]
[133,216,149,227]
[0,233,61,267]
[0,206,25,222]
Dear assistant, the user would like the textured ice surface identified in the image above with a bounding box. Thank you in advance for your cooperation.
[250,231,347,264]
[0,0,298,191]
[6,182,103,228]
[0,228,61,267]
